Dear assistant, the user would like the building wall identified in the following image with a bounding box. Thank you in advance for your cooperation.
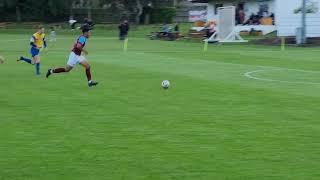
[176,1,207,22]
[276,0,320,37]
[207,3,215,20]
[206,0,275,21]
[202,0,320,37]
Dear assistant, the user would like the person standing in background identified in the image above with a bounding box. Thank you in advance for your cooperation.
[84,18,95,29]
[69,16,77,30]
[206,21,216,38]
[50,26,57,46]
[118,20,130,40]
[239,9,245,24]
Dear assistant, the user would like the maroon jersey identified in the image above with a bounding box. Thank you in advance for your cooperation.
[72,35,86,56]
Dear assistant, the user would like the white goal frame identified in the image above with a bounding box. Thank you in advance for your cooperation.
[208,6,247,43]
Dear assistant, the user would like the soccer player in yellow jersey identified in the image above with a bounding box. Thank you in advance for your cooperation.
[18,25,47,75]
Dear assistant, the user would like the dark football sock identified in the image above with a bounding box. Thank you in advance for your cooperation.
[20,56,32,64]
[53,68,66,73]
[86,68,92,81]
[35,63,40,75]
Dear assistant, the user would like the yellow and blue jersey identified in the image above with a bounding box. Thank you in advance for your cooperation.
[30,32,46,57]
[30,32,47,49]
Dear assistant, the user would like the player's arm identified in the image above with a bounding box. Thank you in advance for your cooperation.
[76,42,83,50]
[43,36,47,48]
[43,36,48,54]
[30,36,38,49]
[82,48,88,55]
[75,43,88,55]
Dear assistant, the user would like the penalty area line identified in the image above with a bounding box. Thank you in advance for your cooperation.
[244,69,320,85]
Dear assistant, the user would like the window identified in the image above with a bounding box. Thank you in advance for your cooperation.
[215,4,223,15]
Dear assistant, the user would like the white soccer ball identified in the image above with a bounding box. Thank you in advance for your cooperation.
[161,80,170,89]
[0,56,4,64]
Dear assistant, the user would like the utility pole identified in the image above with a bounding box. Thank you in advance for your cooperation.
[301,0,307,44]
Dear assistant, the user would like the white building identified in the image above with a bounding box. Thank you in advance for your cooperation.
[206,0,274,22]
[276,0,320,37]
[190,0,320,37]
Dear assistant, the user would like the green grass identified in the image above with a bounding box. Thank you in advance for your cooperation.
[1,28,320,180]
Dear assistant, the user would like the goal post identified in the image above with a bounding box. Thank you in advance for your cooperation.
[208,6,247,43]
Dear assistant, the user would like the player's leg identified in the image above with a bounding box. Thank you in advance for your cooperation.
[18,47,37,64]
[33,55,41,75]
[46,52,76,78]
[18,56,32,64]
[46,65,72,78]
[52,38,56,47]
[50,37,57,47]
[80,60,91,81]
[54,65,72,73]
[79,58,98,87]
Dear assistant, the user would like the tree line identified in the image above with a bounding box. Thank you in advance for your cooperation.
[0,0,180,23]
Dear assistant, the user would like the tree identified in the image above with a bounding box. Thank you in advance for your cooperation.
[134,0,143,24]
[128,0,181,24]
[0,0,181,22]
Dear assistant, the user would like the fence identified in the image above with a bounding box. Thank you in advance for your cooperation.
[71,8,137,24]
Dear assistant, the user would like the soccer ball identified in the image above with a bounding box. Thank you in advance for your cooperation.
[0,56,4,64]
[161,80,170,89]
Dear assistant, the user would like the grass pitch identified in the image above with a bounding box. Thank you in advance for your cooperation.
[1,28,320,179]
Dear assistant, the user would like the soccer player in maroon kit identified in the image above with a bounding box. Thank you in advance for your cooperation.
[46,25,98,87]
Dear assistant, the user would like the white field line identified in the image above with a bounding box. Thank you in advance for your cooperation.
[244,69,320,85]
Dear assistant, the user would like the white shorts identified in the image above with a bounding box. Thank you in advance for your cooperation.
[67,52,85,67]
